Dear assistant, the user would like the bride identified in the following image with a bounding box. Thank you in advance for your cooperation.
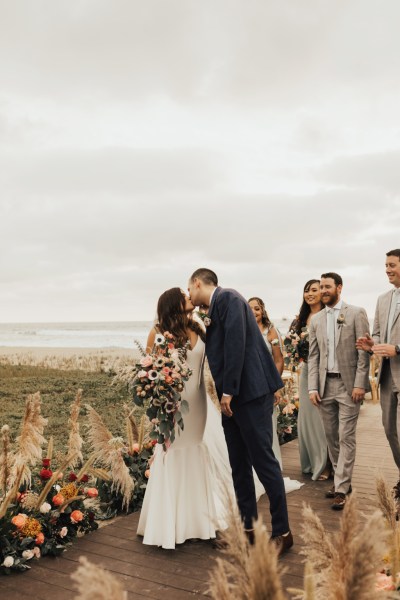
[137,287,300,549]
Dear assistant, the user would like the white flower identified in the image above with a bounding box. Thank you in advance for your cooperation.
[32,547,41,558]
[148,370,159,381]
[54,484,61,492]
[154,334,165,345]
[2,556,14,568]
[22,550,34,560]
[39,502,52,514]
[203,317,211,327]
[59,526,68,538]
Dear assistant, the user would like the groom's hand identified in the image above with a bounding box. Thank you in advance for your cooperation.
[221,394,233,417]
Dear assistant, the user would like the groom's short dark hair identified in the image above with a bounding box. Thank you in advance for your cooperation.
[387,249,400,260]
[190,268,218,286]
[321,272,343,286]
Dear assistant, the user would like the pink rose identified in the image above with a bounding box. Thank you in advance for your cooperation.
[137,370,148,378]
[140,355,153,368]
[284,426,292,434]
[132,443,140,453]
[376,572,395,591]
[282,403,295,415]
[144,469,150,478]
[162,367,171,375]
[86,488,98,498]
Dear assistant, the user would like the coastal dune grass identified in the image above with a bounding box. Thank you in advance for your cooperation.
[0,364,133,452]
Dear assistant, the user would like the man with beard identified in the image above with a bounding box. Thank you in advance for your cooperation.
[308,272,370,510]
[356,250,400,497]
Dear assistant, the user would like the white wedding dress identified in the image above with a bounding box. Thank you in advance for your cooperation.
[137,337,302,549]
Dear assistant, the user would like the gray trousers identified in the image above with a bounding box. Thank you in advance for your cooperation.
[319,377,360,494]
[380,361,400,475]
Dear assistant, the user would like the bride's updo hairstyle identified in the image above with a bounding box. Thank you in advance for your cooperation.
[156,287,205,348]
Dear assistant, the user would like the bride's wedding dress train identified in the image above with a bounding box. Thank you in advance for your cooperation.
[137,337,302,549]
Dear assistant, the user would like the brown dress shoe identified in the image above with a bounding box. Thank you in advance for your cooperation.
[326,484,352,499]
[270,530,293,557]
[331,492,346,510]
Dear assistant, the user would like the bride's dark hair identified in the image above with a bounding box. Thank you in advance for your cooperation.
[156,287,205,348]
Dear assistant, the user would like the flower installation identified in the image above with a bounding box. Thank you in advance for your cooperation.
[114,332,192,451]
[0,392,98,574]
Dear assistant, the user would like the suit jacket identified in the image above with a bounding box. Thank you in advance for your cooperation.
[205,287,283,405]
[308,302,371,398]
[372,289,400,389]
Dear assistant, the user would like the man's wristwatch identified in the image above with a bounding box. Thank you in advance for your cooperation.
[396,344,400,355]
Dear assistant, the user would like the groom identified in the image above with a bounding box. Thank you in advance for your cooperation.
[188,268,292,554]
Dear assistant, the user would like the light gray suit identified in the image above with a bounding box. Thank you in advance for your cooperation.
[308,302,370,494]
[372,289,400,471]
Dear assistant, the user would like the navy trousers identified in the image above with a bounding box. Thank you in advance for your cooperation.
[221,393,289,536]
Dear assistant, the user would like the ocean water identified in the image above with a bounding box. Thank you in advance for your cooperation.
[0,319,293,349]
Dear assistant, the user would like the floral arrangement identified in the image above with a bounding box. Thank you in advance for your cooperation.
[115,332,192,451]
[276,377,299,444]
[283,326,309,371]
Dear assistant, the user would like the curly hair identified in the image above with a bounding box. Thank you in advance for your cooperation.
[248,297,271,329]
[156,287,205,347]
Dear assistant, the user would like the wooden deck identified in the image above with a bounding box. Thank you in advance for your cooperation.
[1,401,396,599]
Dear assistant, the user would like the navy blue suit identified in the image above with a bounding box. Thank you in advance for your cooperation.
[206,287,290,535]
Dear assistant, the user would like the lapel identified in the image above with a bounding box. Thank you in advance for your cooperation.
[382,290,393,342]
[391,292,400,330]
[336,303,348,347]
[319,307,327,347]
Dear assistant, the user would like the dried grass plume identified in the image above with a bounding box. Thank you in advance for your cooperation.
[71,556,127,600]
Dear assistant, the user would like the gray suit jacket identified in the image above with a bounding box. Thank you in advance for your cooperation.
[372,289,400,389]
[308,302,371,398]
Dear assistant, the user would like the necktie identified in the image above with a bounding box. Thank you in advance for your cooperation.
[327,308,336,371]
[387,288,400,342]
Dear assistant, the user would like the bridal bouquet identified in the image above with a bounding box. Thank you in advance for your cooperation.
[283,326,309,371]
[116,333,191,451]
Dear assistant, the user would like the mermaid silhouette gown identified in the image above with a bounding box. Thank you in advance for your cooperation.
[137,337,301,549]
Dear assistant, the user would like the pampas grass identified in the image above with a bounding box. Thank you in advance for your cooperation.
[71,556,127,600]
[208,491,285,600]
[0,425,13,495]
[68,389,84,469]
[86,405,134,511]
[295,493,387,600]
[11,392,47,486]
[376,475,400,587]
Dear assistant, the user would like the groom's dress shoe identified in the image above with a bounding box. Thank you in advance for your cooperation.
[270,530,293,557]
[211,531,228,550]
[244,528,255,546]
[325,484,352,499]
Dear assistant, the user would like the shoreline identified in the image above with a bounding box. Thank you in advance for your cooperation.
[0,346,138,359]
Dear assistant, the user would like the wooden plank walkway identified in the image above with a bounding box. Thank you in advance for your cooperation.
[1,401,397,599]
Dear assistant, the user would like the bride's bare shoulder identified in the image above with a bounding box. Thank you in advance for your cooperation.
[146,327,158,353]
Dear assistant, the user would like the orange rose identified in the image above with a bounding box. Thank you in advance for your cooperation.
[145,469,150,478]
[52,493,65,506]
[86,488,98,498]
[11,513,27,529]
[35,533,45,545]
[70,510,84,524]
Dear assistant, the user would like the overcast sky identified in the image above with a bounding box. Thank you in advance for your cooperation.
[0,0,399,323]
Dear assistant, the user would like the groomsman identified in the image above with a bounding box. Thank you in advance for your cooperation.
[356,249,400,494]
[308,273,370,510]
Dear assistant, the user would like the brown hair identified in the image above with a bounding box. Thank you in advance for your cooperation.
[248,297,271,329]
[156,287,205,347]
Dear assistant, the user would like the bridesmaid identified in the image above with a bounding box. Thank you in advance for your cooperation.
[248,297,284,470]
[289,279,331,480]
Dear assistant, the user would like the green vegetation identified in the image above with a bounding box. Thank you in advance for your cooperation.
[0,365,133,452]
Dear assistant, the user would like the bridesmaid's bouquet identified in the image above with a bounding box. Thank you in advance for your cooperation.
[283,327,309,371]
[116,332,191,451]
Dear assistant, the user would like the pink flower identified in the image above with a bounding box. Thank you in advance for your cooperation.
[86,488,98,498]
[284,426,292,434]
[376,572,395,591]
[137,370,148,378]
[35,533,45,545]
[59,527,68,538]
[144,469,150,478]
[32,547,41,558]
[140,355,153,368]
[132,442,140,453]
[162,367,171,375]
[282,403,295,415]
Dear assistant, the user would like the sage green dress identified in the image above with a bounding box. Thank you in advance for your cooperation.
[298,362,328,480]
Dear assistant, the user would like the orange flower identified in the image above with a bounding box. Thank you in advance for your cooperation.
[11,513,27,529]
[35,533,45,545]
[70,510,84,524]
[86,488,98,498]
[145,469,150,478]
[132,443,140,453]
[52,493,65,506]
